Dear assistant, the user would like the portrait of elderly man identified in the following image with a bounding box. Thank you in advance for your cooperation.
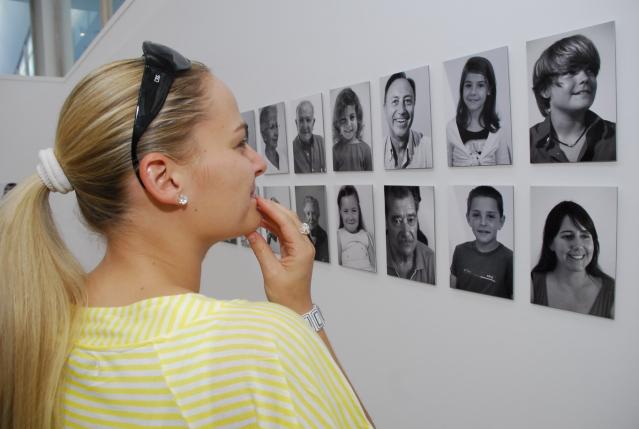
[292,99,326,174]
[300,195,329,263]
[382,71,433,170]
[384,186,435,284]
[259,103,288,174]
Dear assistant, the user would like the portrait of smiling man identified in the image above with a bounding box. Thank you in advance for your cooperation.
[381,68,433,170]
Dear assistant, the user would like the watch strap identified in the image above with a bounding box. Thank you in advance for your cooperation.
[302,304,325,332]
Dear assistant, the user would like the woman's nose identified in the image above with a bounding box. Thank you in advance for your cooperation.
[251,148,267,176]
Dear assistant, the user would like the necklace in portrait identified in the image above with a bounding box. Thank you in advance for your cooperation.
[555,126,588,148]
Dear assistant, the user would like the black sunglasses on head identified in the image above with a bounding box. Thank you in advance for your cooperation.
[131,41,192,187]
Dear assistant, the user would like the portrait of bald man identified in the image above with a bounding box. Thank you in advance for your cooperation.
[290,94,326,174]
[380,67,433,170]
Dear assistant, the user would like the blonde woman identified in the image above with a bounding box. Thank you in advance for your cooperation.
[0,42,373,428]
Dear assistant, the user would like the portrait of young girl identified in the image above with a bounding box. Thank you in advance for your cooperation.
[336,185,376,272]
[330,82,373,172]
[444,47,513,167]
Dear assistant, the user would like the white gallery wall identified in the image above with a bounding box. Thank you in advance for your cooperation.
[1,0,638,427]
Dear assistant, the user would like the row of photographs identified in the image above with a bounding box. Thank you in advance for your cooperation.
[244,21,616,174]
[226,184,617,320]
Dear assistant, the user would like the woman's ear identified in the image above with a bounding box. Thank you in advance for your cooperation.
[138,153,184,206]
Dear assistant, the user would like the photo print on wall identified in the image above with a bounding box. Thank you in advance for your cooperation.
[262,186,293,255]
[295,185,330,263]
[530,186,617,319]
[379,66,433,170]
[335,184,376,273]
[240,110,258,152]
[384,185,436,285]
[444,46,513,167]
[448,185,514,299]
[258,102,289,174]
[287,93,327,174]
[527,21,617,163]
[329,81,374,172]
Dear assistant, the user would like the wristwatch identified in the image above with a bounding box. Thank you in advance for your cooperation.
[302,304,325,332]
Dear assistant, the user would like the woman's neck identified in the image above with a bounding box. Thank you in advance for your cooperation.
[550,266,590,288]
[86,232,205,307]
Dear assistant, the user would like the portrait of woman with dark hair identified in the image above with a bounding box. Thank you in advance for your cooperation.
[531,200,615,318]
[446,54,512,167]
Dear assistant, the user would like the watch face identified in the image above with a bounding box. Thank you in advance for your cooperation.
[303,306,324,332]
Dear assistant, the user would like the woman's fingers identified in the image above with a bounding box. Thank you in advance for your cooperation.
[257,197,305,244]
[246,231,279,277]
[257,197,314,260]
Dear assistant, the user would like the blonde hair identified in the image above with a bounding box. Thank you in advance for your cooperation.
[0,58,210,428]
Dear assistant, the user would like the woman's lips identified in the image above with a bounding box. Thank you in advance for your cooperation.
[568,253,585,260]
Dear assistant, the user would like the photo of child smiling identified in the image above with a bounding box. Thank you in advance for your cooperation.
[527,22,617,163]
[450,186,513,299]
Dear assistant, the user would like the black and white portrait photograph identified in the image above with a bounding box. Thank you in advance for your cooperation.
[335,184,376,273]
[295,185,330,263]
[527,21,616,163]
[530,186,617,319]
[287,93,326,174]
[262,186,292,255]
[379,66,433,170]
[448,185,514,299]
[258,102,289,175]
[240,110,257,152]
[223,238,238,245]
[2,182,17,198]
[444,46,513,167]
[384,185,436,285]
[329,81,373,172]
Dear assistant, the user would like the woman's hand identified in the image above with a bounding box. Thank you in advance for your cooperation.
[246,196,316,315]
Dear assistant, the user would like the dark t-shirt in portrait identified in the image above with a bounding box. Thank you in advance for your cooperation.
[332,140,372,171]
[458,126,489,144]
[450,241,513,298]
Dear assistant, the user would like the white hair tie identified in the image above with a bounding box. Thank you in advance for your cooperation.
[36,148,73,194]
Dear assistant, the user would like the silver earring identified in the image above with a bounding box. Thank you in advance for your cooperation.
[177,194,189,206]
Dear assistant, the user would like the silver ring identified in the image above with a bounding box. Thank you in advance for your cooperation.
[299,222,311,235]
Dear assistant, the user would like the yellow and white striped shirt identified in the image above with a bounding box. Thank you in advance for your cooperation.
[63,293,371,428]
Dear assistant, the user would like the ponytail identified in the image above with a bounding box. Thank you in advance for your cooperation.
[0,175,85,428]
